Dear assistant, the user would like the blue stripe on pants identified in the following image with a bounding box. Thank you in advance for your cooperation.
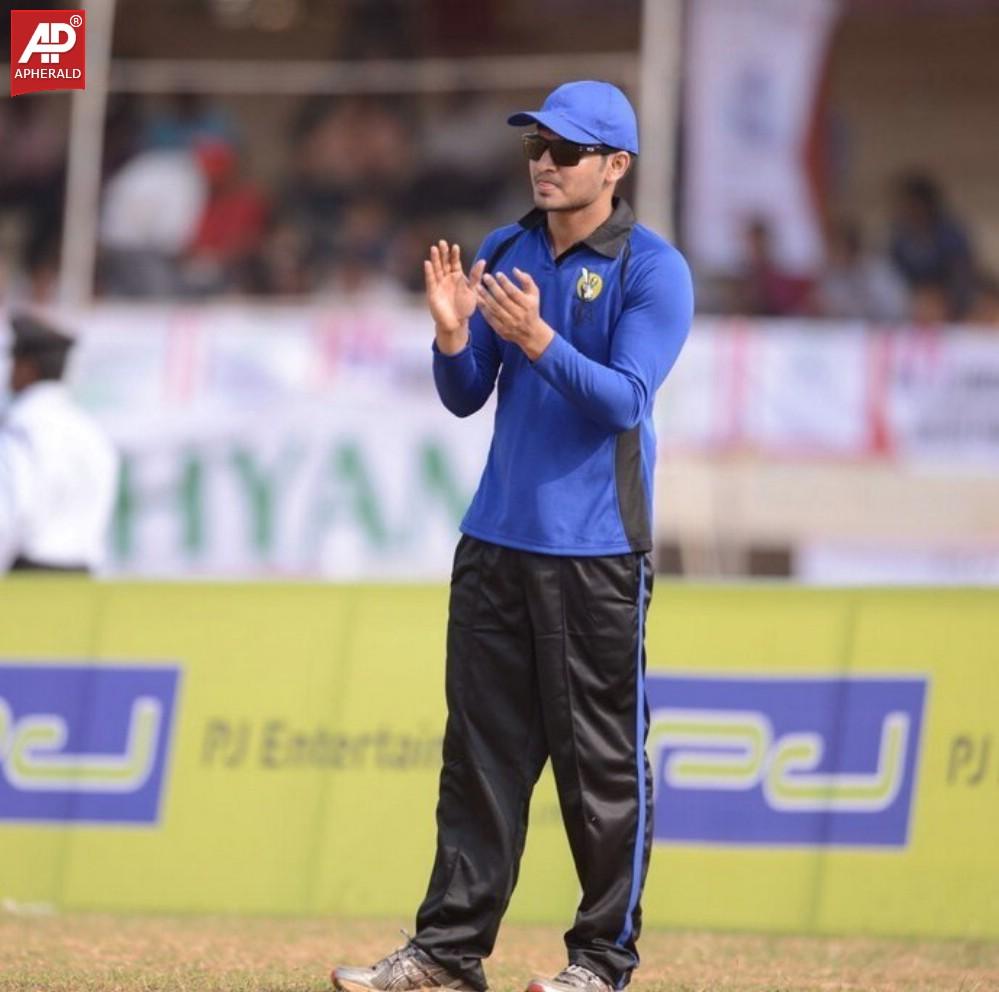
[615,558,647,952]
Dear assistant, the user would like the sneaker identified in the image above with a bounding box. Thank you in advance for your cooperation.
[525,964,614,992]
[332,936,478,992]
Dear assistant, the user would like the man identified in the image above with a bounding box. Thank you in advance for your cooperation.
[99,144,206,297]
[889,172,975,320]
[333,81,693,992]
[0,313,119,573]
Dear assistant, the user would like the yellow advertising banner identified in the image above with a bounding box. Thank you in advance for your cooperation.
[0,582,995,938]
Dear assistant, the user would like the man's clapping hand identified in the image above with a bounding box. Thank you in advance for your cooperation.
[424,240,486,355]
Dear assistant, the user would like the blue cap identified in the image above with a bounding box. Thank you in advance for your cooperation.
[508,80,639,155]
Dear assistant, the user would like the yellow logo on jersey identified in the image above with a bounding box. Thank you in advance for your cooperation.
[576,267,603,302]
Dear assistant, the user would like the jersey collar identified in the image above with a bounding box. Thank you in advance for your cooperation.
[518,197,635,260]
[9,380,67,413]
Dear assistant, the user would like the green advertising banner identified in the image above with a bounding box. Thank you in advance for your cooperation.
[0,582,996,938]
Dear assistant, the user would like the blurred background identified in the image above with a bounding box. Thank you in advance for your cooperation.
[2,0,998,582]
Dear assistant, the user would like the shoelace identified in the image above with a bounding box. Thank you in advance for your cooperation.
[558,965,603,989]
[379,932,417,971]
[381,930,443,986]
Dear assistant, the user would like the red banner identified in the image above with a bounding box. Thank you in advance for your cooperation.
[9,9,86,97]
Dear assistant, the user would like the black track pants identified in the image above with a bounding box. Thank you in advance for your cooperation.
[413,536,655,991]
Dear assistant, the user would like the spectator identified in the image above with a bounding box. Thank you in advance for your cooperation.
[318,248,410,304]
[244,218,315,297]
[910,281,951,327]
[968,275,999,328]
[98,147,207,297]
[102,93,144,178]
[388,218,452,294]
[141,92,239,153]
[0,97,65,296]
[733,218,813,317]
[276,96,418,294]
[183,140,269,296]
[314,195,405,300]
[405,92,516,217]
[889,172,976,320]
[280,98,372,277]
[814,219,909,322]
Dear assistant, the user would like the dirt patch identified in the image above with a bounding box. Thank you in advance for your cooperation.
[0,914,996,992]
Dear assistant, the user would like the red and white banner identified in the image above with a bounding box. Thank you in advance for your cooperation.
[656,320,999,469]
[683,0,839,276]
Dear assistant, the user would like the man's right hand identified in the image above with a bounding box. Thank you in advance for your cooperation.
[424,240,486,355]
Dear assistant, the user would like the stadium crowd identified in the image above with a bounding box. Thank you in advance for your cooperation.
[1,91,998,327]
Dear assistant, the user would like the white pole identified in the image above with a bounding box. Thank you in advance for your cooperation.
[639,0,705,575]
[59,0,117,307]
[636,0,685,240]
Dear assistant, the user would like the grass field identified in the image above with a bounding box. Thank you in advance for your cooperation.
[0,913,997,992]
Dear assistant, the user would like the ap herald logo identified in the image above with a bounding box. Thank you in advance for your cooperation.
[648,675,928,848]
[10,9,86,97]
[0,664,180,824]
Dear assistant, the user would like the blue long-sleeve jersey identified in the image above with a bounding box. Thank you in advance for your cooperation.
[433,199,693,556]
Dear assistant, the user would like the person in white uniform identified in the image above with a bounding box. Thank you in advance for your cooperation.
[0,313,119,574]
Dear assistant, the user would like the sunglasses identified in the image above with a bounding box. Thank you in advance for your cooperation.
[521,132,613,168]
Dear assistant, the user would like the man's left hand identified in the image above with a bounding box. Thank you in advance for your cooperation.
[476,268,555,362]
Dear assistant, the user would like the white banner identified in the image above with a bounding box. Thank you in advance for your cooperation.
[882,331,999,465]
[657,322,999,467]
[799,544,999,585]
[66,306,489,579]
[4,306,999,578]
[684,0,839,275]
[103,399,491,580]
[1,305,492,579]
[657,318,871,455]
